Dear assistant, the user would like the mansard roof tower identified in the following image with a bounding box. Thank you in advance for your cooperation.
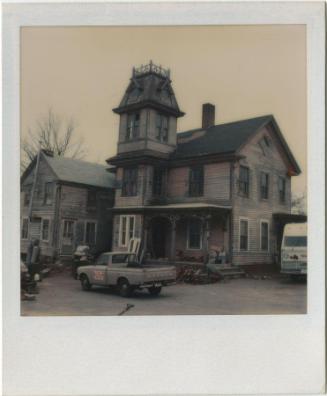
[110,61,184,164]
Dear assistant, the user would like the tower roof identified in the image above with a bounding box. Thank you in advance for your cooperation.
[113,61,185,117]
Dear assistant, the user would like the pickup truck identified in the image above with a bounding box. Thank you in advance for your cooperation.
[77,252,176,297]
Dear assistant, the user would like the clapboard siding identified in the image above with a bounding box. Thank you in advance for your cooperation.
[21,155,114,258]
[232,126,292,265]
[114,166,145,207]
[166,162,231,203]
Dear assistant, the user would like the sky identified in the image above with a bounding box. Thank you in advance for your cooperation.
[21,25,306,195]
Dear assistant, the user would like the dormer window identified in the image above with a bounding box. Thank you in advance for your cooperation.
[126,113,140,140]
[156,113,169,142]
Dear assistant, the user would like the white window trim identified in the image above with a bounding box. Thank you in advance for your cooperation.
[41,217,51,242]
[84,220,98,245]
[239,217,249,251]
[186,218,203,250]
[260,219,270,252]
[119,215,136,247]
[21,217,29,240]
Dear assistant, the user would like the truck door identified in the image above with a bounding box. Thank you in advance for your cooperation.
[90,253,109,285]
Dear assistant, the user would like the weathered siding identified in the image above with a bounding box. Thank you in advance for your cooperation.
[166,162,231,204]
[232,126,292,265]
[21,155,114,258]
[114,166,146,207]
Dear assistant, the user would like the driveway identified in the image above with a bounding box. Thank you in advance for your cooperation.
[21,271,307,316]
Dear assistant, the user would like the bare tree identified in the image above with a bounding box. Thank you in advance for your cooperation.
[21,108,87,173]
[291,192,307,215]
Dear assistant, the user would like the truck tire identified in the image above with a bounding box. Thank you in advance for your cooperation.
[118,279,133,298]
[80,275,92,291]
[148,286,162,296]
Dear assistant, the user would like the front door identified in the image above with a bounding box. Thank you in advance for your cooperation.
[152,218,168,259]
[60,219,76,255]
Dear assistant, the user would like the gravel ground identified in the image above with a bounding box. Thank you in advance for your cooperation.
[21,271,307,316]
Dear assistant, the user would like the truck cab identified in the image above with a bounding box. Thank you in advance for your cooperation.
[281,223,307,278]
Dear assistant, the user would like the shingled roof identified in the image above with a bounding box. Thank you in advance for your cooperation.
[173,114,301,174]
[43,154,115,188]
[113,62,184,117]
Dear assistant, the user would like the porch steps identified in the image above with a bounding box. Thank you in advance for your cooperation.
[215,265,245,279]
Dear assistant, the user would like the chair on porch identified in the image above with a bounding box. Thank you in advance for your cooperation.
[128,237,141,257]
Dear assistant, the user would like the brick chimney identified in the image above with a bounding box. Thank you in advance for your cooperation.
[202,103,215,129]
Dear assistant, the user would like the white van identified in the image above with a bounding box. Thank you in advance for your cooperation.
[281,223,307,277]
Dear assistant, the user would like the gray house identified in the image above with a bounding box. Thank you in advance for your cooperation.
[107,62,304,267]
[21,151,115,261]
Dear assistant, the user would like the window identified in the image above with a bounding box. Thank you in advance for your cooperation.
[239,166,250,197]
[278,177,286,203]
[63,220,74,238]
[85,222,97,245]
[284,236,307,247]
[260,221,269,251]
[41,219,50,241]
[263,135,271,147]
[189,166,204,197]
[21,218,29,240]
[44,182,53,205]
[156,113,169,142]
[260,172,269,199]
[187,218,202,250]
[152,168,165,196]
[96,253,110,266]
[87,190,97,209]
[119,215,136,247]
[126,113,140,140]
[240,219,249,250]
[122,168,138,196]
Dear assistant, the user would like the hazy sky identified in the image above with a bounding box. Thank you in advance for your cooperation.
[21,25,306,194]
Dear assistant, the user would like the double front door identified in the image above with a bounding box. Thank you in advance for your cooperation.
[60,219,75,255]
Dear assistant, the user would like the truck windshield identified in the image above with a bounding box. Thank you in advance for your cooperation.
[284,236,307,247]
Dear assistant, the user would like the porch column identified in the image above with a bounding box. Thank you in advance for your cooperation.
[142,216,151,258]
[202,215,211,263]
[169,215,179,261]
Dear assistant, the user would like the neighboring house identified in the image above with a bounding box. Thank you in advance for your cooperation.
[107,61,305,266]
[21,151,115,260]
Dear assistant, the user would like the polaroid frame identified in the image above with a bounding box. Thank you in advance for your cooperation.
[3,2,325,395]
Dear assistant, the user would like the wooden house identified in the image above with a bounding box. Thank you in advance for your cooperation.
[21,151,115,261]
[107,62,304,267]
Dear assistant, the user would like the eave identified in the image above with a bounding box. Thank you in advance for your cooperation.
[112,100,185,118]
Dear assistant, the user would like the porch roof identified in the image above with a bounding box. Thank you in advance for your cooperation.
[112,202,231,213]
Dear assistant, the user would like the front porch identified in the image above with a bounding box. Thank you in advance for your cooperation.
[141,204,232,264]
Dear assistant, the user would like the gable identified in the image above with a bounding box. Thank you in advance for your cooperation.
[237,122,300,176]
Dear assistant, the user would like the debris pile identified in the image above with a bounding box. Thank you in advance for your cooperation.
[176,265,222,284]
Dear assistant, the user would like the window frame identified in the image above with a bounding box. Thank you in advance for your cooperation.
[156,112,169,142]
[239,217,249,251]
[239,166,250,197]
[44,182,53,205]
[152,167,165,197]
[119,215,136,248]
[260,172,269,200]
[189,166,204,197]
[126,112,140,140]
[23,188,31,207]
[84,220,97,245]
[121,167,138,197]
[187,218,203,250]
[278,176,286,203]
[260,220,269,251]
[87,190,97,209]
[41,217,50,242]
[21,217,29,240]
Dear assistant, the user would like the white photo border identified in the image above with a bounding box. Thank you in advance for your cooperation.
[3,2,325,395]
